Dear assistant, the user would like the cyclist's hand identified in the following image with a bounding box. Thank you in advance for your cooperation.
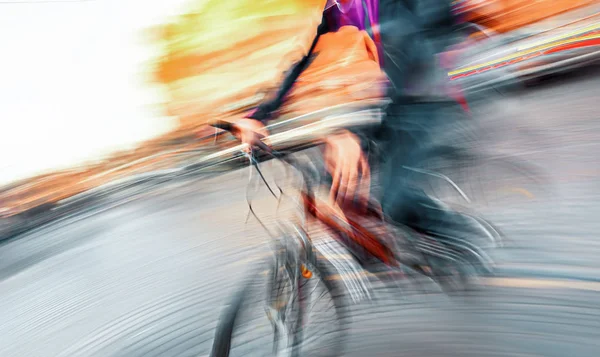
[323,130,370,208]
[231,119,269,153]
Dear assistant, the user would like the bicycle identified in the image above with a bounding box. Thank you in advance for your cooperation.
[207,110,500,357]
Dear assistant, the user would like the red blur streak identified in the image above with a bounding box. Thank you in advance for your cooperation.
[440,49,471,114]
[453,89,471,114]
[545,37,600,54]
[449,35,600,81]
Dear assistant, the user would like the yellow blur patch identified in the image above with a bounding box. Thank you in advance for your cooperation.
[505,187,535,199]
[152,0,328,127]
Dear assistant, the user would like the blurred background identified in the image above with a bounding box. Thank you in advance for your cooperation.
[1,0,599,356]
[1,0,598,219]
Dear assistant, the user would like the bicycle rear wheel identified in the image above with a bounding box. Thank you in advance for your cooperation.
[210,256,349,357]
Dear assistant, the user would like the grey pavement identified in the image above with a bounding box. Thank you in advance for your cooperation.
[1,71,600,356]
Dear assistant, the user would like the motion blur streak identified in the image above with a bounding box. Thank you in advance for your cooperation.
[1,1,600,357]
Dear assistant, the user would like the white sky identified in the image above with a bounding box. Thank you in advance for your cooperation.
[0,0,195,185]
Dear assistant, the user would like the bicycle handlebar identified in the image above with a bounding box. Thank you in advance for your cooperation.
[209,119,275,154]
[208,120,235,132]
[208,120,318,199]
[206,100,389,205]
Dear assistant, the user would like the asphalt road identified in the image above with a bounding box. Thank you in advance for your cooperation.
[1,70,599,357]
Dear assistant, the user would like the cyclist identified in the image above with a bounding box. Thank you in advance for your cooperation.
[233,0,481,263]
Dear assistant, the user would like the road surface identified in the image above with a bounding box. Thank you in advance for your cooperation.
[1,70,599,357]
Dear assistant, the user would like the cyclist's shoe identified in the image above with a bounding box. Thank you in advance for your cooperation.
[407,207,496,279]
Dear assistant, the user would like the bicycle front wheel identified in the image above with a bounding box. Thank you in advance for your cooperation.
[210,257,349,357]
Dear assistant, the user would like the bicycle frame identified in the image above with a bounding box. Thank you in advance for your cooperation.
[242,147,396,303]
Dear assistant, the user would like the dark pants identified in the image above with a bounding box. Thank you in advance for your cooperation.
[368,0,469,235]
[369,100,470,236]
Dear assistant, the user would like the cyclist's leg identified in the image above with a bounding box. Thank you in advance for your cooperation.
[377,100,477,240]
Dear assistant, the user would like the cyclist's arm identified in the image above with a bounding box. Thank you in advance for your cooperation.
[247,14,330,123]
